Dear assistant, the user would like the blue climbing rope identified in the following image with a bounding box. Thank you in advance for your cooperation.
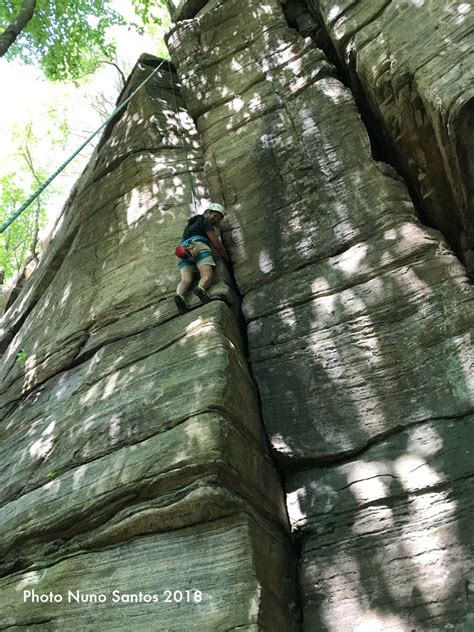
[0,59,167,234]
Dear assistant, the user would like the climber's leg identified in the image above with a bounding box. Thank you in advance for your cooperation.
[194,263,214,303]
[175,265,195,314]
[177,265,195,295]
[197,264,214,290]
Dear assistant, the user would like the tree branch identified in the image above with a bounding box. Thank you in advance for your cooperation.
[0,0,36,57]
[20,133,41,263]
[98,59,126,87]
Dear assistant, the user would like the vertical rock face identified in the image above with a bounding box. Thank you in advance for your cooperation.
[0,57,297,630]
[166,1,474,629]
[1,4,473,630]
[306,0,474,275]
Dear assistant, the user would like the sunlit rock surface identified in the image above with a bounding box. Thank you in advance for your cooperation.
[167,0,474,628]
[307,0,474,275]
[0,57,297,630]
[288,414,474,630]
[2,516,294,630]
[1,2,473,629]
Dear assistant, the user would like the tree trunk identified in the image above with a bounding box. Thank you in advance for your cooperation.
[20,134,41,264]
[0,0,36,57]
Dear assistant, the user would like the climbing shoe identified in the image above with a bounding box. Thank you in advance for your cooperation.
[193,286,211,304]
[174,294,188,315]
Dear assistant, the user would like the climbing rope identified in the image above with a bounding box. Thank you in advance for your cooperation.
[0,59,168,235]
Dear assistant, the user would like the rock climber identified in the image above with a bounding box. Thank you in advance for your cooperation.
[174,202,229,314]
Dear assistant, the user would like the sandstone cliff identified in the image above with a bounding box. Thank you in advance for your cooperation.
[0,59,297,630]
[1,1,473,630]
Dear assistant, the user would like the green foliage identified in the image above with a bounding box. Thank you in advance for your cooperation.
[1,0,165,81]
[132,0,164,29]
[0,174,45,280]
[0,118,66,281]
[16,349,27,363]
[0,2,170,282]
[0,182,47,279]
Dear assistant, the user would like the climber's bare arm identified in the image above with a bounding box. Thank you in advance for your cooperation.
[206,230,229,261]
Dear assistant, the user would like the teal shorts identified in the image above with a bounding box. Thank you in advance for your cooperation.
[178,240,215,270]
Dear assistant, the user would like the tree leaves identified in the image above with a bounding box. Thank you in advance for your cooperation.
[0,1,170,281]
[0,0,36,57]
[0,171,47,280]
[0,118,65,281]
[0,0,168,81]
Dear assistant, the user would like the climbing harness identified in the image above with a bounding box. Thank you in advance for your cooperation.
[0,59,168,235]
[176,240,213,269]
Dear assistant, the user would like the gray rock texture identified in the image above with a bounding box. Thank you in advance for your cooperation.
[288,414,474,630]
[167,0,209,21]
[166,0,474,628]
[306,0,474,274]
[0,285,14,316]
[1,1,473,630]
[0,57,297,630]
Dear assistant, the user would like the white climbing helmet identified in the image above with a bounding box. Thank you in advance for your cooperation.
[206,202,226,217]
